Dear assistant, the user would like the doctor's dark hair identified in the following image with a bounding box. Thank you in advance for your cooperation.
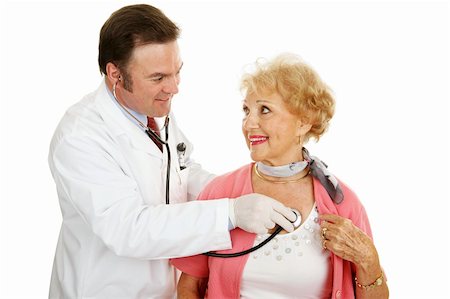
[98,4,180,88]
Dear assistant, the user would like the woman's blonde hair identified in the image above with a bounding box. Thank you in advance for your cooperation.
[240,53,335,142]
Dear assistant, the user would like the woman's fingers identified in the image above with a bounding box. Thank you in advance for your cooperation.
[319,213,375,266]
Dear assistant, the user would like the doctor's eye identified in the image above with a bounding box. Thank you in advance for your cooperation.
[151,76,164,82]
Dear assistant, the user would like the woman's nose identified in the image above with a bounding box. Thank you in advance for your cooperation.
[243,113,259,130]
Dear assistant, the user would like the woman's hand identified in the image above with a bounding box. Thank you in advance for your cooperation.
[319,214,377,269]
[319,214,389,298]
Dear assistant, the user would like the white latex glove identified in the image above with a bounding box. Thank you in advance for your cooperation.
[229,193,296,234]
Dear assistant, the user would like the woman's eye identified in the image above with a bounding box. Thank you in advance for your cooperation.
[261,106,270,114]
[242,106,250,115]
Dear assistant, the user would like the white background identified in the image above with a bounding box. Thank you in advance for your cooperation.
[1,0,449,298]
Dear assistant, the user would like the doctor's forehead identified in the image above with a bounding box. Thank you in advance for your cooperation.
[128,42,182,73]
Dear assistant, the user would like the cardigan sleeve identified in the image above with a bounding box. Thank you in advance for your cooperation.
[340,180,374,239]
[354,204,373,239]
[170,253,210,278]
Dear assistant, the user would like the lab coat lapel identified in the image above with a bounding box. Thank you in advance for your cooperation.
[94,81,162,158]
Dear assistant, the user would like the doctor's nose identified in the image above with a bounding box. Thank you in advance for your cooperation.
[163,76,179,95]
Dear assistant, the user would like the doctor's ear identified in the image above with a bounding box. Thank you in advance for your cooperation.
[105,62,122,83]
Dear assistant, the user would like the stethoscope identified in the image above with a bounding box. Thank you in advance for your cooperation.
[113,81,187,205]
[146,117,171,204]
[113,80,302,258]
[203,208,303,258]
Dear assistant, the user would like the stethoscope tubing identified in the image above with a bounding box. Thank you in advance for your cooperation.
[145,124,170,205]
[203,209,302,258]
[203,225,283,258]
[112,80,172,205]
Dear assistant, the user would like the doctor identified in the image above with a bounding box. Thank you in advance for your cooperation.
[48,4,295,298]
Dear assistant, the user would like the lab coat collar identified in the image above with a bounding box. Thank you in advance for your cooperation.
[106,85,148,130]
[94,80,163,157]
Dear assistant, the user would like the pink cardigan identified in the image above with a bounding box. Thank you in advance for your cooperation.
[171,163,373,299]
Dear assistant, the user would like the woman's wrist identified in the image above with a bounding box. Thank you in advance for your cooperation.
[354,249,383,285]
[355,271,384,290]
[354,260,383,285]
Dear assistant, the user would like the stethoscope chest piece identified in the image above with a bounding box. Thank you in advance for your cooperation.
[291,209,302,229]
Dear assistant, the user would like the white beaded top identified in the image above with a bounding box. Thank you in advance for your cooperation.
[240,204,332,298]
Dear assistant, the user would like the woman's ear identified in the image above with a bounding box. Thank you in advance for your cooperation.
[296,120,312,137]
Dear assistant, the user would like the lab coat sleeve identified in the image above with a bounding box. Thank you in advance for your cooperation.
[49,134,232,259]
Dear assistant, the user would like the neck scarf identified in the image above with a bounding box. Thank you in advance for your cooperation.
[256,148,344,204]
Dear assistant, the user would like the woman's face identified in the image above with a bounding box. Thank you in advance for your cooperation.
[242,92,311,166]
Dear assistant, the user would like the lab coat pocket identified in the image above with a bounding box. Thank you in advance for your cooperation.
[169,166,190,204]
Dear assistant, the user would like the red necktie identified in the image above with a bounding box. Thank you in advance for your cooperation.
[147,117,163,152]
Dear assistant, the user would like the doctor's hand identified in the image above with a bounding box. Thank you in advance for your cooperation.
[229,194,296,234]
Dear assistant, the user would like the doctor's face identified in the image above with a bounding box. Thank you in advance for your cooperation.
[242,92,308,166]
[114,41,182,117]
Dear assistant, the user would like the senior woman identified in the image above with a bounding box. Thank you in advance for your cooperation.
[171,54,388,299]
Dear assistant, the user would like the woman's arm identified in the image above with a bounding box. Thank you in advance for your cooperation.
[320,214,389,299]
[177,273,208,299]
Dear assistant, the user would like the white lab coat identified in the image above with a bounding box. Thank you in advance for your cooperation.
[48,80,232,298]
